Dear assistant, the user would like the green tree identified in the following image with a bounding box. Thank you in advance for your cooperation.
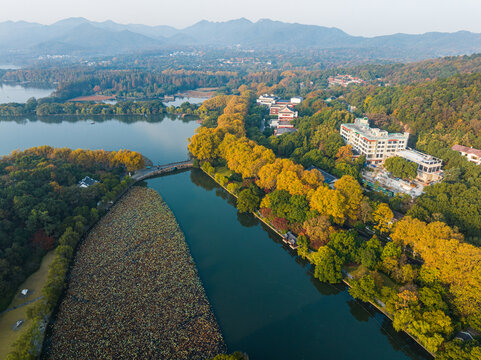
[384,156,418,180]
[311,246,343,283]
[349,274,378,303]
[236,189,260,213]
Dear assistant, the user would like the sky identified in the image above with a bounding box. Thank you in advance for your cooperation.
[2,0,481,37]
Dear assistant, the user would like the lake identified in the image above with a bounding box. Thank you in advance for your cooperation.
[0,115,431,360]
[0,64,21,70]
[0,84,55,104]
[163,96,208,106]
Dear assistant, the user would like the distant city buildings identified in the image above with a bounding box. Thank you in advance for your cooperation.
[328,74,364,87]
[451,144,481,165]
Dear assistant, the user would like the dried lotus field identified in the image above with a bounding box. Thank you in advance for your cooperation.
[43,186,225,359]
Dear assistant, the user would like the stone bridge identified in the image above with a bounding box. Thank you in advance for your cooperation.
[131,160,194,181]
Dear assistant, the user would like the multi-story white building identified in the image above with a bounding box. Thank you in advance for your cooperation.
[395,148,443,182]
[451,144,481,165]
[340,117,409,163]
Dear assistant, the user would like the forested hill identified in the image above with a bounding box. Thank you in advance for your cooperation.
[378,53,481,84]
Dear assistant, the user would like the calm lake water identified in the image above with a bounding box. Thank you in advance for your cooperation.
[0,64,21,70]
[0,115,431,360]
[163,96,208,106]
[0,84,55,104]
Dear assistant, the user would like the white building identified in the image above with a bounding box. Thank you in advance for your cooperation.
[452,144,481,165]
[395,148,443,182]
[257,94,278,106]
[340,117,409,163]
[290,97,303,104]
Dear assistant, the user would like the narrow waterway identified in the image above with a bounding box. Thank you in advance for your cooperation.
[0,114,431,360]
[148,171,430,360]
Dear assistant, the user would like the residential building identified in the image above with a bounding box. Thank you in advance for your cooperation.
[451,144,481,165]
[340,117,409,163]
[290,97,303,104]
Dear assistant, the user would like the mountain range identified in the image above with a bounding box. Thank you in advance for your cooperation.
[2,17,481,60]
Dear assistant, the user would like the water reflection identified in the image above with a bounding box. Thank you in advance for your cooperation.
[0,113,196,124]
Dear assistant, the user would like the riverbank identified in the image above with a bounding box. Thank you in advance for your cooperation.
[42,186,225,359]
[200,167,434,358]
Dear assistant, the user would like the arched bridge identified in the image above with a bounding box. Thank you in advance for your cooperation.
[131,160,194,181]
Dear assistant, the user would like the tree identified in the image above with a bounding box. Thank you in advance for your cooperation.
[236,188,260,213]
[188,127,222,160]
[334,175,364,223]
[360,236,383,269]
[328,230,360,264]
[335,145,354,162]
[372,203,394,235]
[384,156,418,180]
[303,216,331,249]
[311,246,343,283]
[310,186,347,225]
[349,274,378,303]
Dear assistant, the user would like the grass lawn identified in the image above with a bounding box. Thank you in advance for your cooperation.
[215,166,232,178]
[0,251,54,359]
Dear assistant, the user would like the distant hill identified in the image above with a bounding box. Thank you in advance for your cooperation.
[2,17,481,59]
[33,23,162,55]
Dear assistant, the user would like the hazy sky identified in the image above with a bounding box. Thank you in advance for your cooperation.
[3,0,481,37]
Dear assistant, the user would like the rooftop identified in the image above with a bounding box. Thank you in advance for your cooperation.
[452,144,481,157]
[396,148,442,166]
[275,127,297,135]
[342,118,408,141]
[307,166,338,184]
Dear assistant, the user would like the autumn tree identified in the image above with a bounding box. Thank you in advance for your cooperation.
[303,216,331,249]
[310,185,347,225]
[373,203,394,235]
[334,175,364,223]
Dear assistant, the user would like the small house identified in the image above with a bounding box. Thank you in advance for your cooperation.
[78,176,99,188]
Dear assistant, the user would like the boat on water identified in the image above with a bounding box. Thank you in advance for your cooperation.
[90,120,95,124]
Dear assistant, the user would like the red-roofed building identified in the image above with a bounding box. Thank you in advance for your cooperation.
[278,105,298,121]
[452,144,481,165]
